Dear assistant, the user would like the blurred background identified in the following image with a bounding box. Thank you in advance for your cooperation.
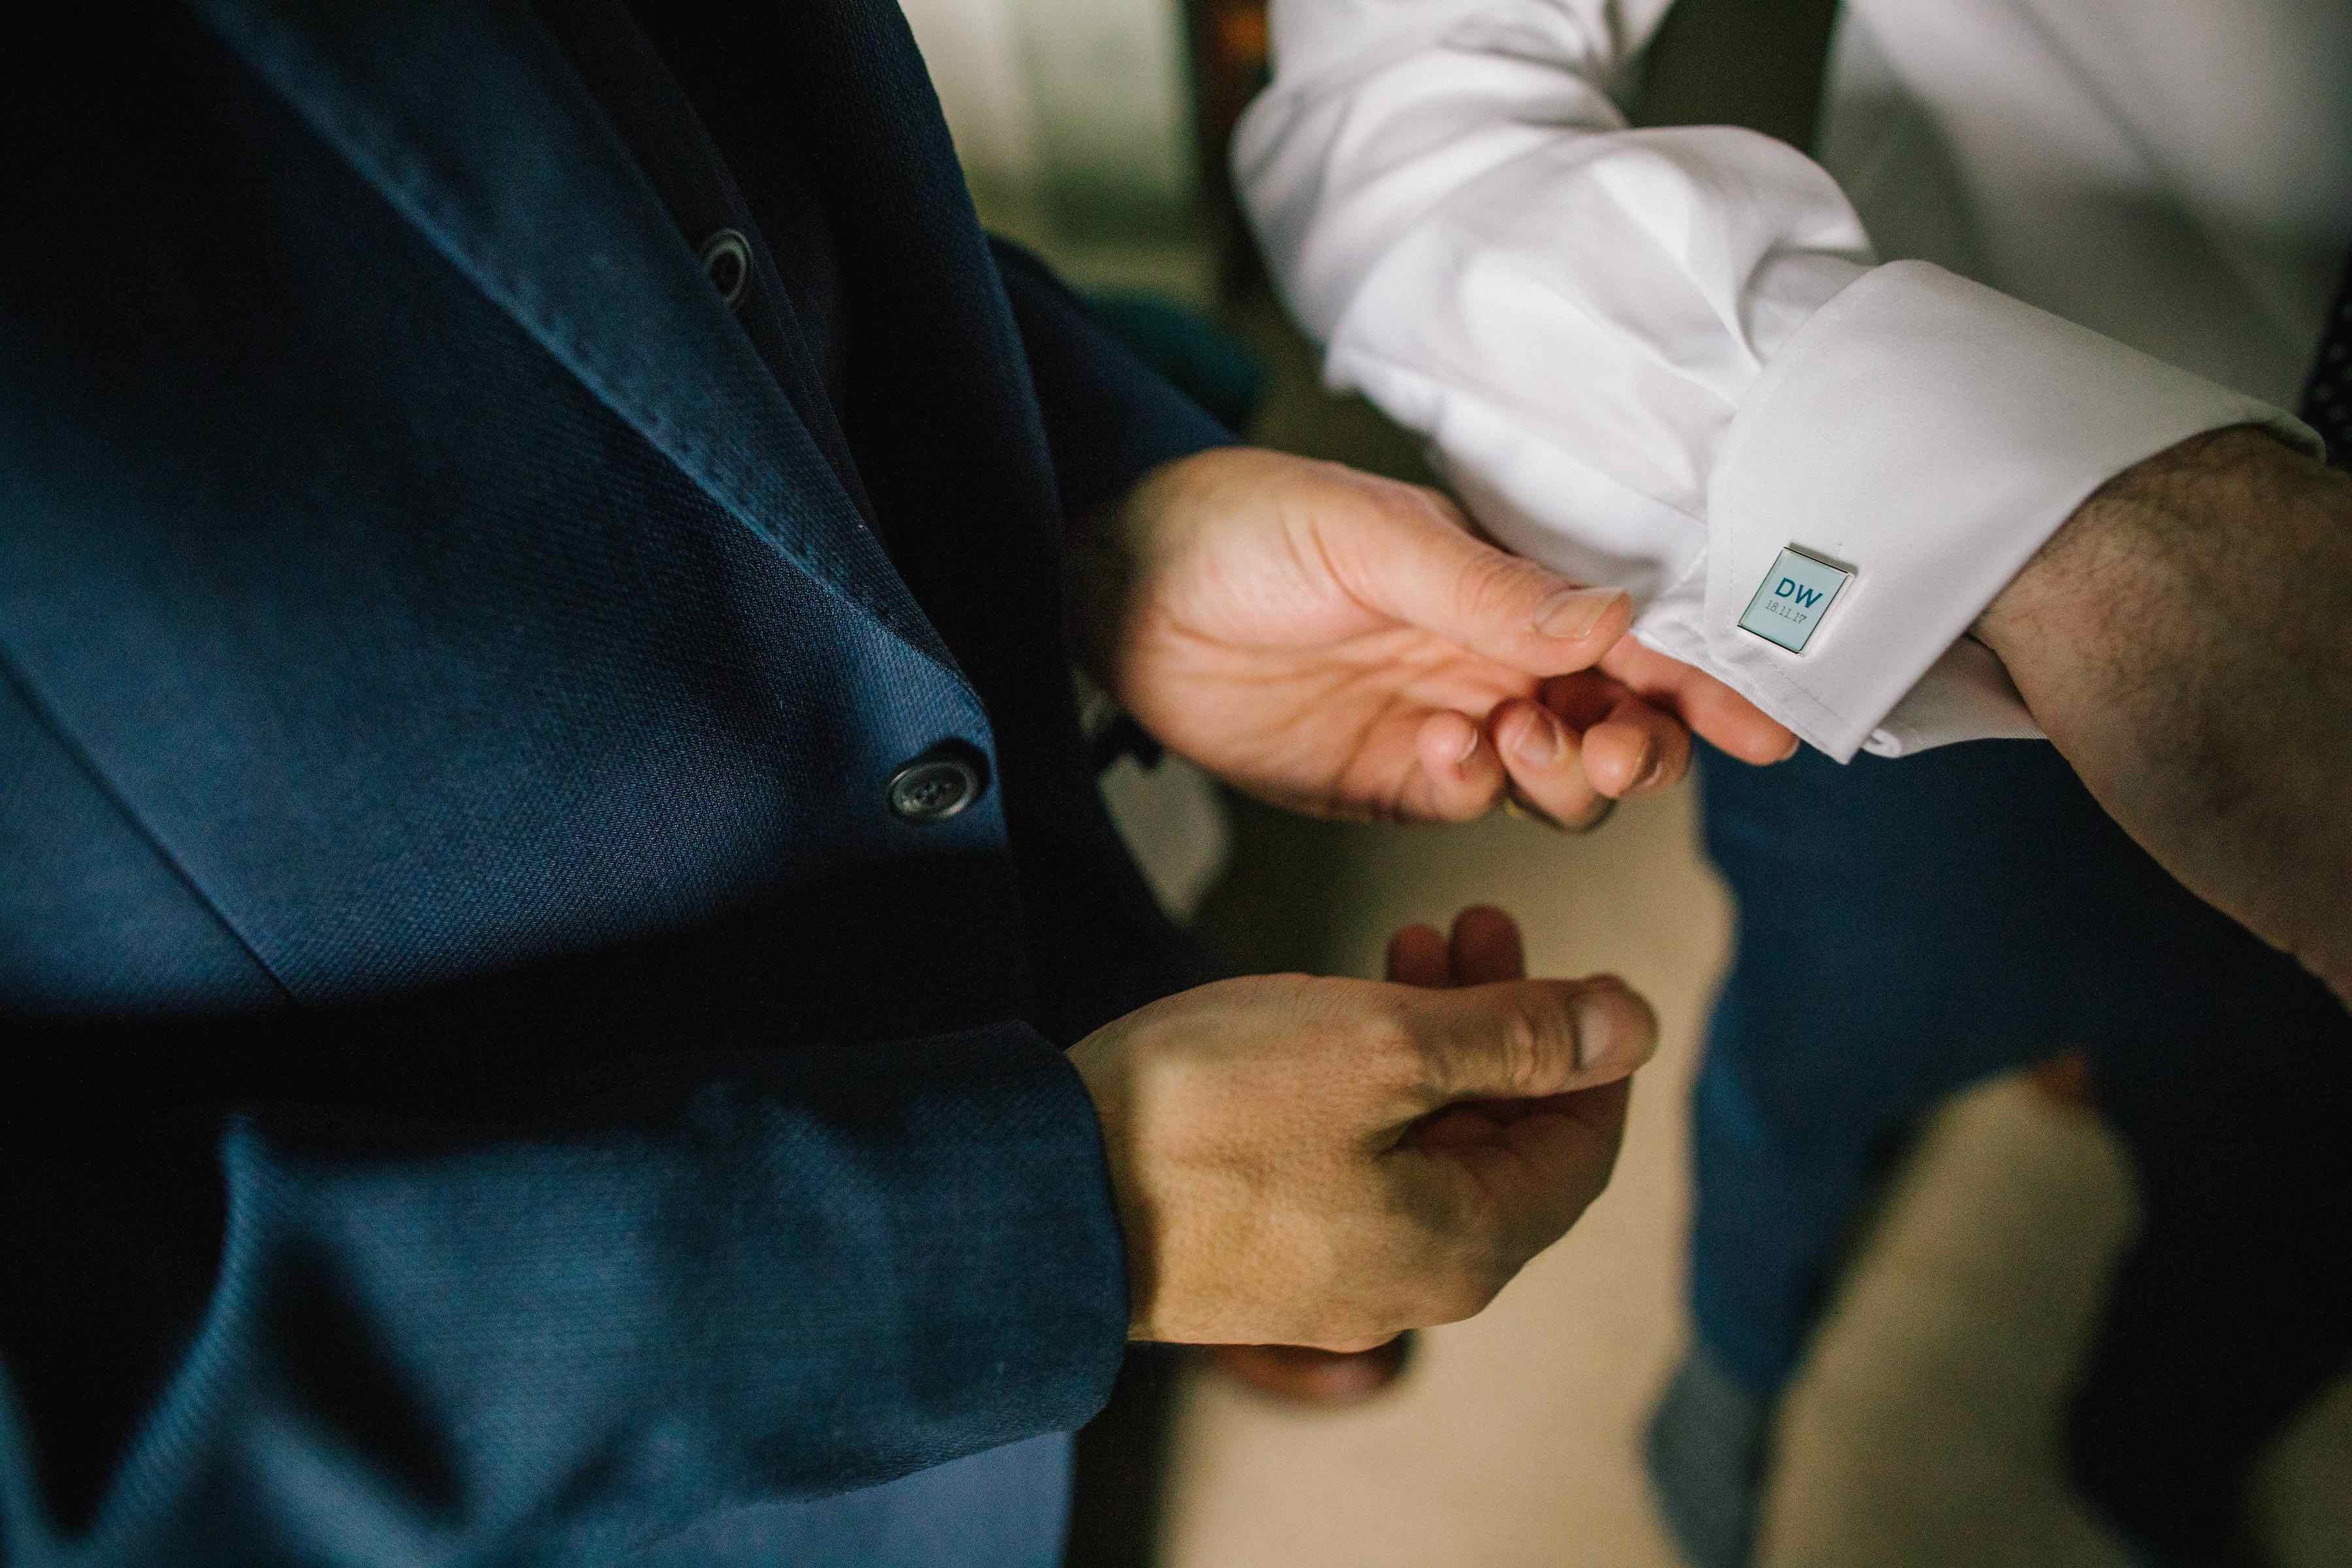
[896,4,2352,1564]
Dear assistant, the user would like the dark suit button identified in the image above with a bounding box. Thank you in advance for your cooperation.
[888,751,984,823]
[698,229,751,310]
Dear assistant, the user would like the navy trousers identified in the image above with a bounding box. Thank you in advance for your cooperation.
[1692,738,2352,1552]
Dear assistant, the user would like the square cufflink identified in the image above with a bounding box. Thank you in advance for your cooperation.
[1737,546,1852,654]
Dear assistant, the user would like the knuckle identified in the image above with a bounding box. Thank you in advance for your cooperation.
[1364,472,1445,519]
[1401,483,1471,536]
[1350,474,1448,548]
[1450,547,1536,622]
[1495,1005,1552,1096]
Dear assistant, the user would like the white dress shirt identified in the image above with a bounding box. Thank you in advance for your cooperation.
[1235,0,2350,759]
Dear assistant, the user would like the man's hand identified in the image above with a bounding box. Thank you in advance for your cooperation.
[1068,908,1652,1348]
[1976,425,2352,1005]
[1070,448,1794,826]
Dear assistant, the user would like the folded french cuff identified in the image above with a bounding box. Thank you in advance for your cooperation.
[1703,259,2320,761]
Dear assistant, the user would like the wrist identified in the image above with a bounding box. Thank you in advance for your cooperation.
[1060,468,1161,699]
[1060,448,1253,700]
[1972,425,2306,674]
[1066,1025,1157,1339]
[1967,423,2352,1002]
[1060,522,1121,697]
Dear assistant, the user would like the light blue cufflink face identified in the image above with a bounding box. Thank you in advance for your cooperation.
[1738,546,1852,653]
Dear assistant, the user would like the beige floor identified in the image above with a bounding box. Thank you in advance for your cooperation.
[1141,300,2352,1568]
[1154,787,2351,1568]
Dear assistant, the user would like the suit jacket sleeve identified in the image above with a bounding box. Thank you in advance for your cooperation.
[988,237,1235,525]
[1,996,1128,1563]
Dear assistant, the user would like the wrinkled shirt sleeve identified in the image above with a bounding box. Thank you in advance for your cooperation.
[1235,0,2317,758]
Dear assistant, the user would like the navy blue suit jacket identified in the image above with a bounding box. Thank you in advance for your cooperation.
[0,3,1226,1563]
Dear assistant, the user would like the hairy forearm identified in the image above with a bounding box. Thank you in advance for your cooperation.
[1975,425,2352,1003]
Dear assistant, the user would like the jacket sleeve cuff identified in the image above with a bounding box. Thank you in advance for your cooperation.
[988,238,1237,525]
[223,1022,1134,1516]
[1703,259,2323,760]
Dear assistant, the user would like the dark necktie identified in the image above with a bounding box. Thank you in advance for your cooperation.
[2304,251,2352,469]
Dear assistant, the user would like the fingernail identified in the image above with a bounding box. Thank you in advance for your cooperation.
[1452,721,1480,766]
[1629,738,1661,792]
[1774,735,1801,763]
[1513,710,1561,768]
[1533,587,1622,640]
[1573,984,1648,1071]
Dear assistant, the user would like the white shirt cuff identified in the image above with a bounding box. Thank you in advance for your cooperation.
[1703,260,2322,761]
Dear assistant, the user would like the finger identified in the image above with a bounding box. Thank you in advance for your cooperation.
[1322,480,1631,676]
[1448,906,1526,987]
[1490,699,1611,831]
[1594,637,1798,764]
[1405,709,1507,823]
[1453,1079,1633,1259]
[1574,693,1691,798]
[1386,924,1451,988]
[1685,684,1802,766]
[1445,909,1576,1133]
[1411,976,1657,1104]
[1533,670,1627,732]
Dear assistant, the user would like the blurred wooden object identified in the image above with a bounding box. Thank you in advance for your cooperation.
[1181,0,1271,295]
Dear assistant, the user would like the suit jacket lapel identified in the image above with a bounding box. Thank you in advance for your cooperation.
[186,0,964,681]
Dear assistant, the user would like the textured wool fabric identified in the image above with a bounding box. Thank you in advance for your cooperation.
[0,2,1227,1563]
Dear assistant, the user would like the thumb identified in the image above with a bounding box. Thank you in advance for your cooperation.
[1325,480,1631,675]
[1409,977,1656,1106]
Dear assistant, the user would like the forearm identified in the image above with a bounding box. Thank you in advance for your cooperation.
[1975,426,2352,1002]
